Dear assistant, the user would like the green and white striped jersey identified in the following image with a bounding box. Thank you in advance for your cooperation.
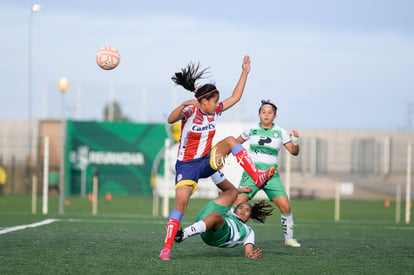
[218,211,255,248]
[240,123,291,168]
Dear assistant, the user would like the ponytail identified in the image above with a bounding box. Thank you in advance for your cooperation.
[171,62,208,92]
[171,62,219,101]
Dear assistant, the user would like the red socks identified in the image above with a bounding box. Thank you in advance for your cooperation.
[163,218,181,249]
[235,149,258,181]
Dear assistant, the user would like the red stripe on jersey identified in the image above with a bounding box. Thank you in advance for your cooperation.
[202,130,215,157]
[216,102,224,115]
[182,131,202,161]
[176,103,223,162]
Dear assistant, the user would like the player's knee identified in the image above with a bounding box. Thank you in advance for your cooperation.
[279,205,291,214]
[223,136,237,145]
[211,211,224,222]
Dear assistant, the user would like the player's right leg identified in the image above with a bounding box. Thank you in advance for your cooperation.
[212,137,275,188]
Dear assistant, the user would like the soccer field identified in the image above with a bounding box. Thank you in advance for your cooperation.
[0,195,413,274]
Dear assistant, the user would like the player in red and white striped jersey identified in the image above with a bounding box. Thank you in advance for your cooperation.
[176,102,223,162]
[160,56,275,260]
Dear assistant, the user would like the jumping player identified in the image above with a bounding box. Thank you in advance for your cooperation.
[159,56,276,260]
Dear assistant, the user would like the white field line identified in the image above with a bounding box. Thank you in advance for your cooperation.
[0,219,58,235]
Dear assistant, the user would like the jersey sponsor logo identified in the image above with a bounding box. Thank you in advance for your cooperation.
[258,136,272,146]
[191,124,216,132]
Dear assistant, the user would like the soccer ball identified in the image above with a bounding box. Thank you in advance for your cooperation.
[96,46,120,70]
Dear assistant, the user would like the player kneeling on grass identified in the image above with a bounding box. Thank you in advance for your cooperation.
[174,185,274,258]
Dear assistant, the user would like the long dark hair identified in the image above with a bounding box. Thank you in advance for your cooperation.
[171,62,219,102]
[250,200,274,224]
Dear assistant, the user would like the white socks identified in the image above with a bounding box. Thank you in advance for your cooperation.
[183,220,207,238]
[281,213,294,240]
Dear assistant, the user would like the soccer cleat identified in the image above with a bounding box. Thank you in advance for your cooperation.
[285,238,301,248]
[254,166,275,188]
[174,228,184,243]
[159,248,171,260]
[174,228,189,243]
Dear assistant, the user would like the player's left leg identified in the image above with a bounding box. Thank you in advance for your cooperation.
[272,196,301,248]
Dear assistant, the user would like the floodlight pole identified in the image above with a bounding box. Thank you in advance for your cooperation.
[58,77,69,214]
[405,144,412,224]
[27,3,41,191]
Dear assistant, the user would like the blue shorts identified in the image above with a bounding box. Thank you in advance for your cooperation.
[174,150,227,194]
[175,152,217,183]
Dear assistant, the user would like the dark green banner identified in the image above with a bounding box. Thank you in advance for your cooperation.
[66,120,167,196]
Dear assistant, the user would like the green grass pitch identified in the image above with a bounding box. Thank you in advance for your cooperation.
[0,195,413,274]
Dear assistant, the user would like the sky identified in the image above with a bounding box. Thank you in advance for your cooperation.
[0,0,413,131]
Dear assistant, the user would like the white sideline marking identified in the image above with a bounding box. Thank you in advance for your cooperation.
[0,219,58,235]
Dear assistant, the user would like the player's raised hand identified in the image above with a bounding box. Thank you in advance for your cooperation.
[242,55,251,73]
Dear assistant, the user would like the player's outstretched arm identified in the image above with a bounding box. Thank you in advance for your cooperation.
[167,99,199,124]
[222,55,251,112]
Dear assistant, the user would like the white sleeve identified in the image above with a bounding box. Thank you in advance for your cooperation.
[239,127,251,141]
[243,230,255,246]
[281,127,292,145]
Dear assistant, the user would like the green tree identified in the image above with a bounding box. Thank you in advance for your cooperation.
[103,100,130,121]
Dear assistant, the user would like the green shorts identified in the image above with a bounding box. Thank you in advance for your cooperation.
[238,168,287,200]
[196,200,230,247]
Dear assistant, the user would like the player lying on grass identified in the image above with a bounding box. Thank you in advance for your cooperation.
[174,184,274,258]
